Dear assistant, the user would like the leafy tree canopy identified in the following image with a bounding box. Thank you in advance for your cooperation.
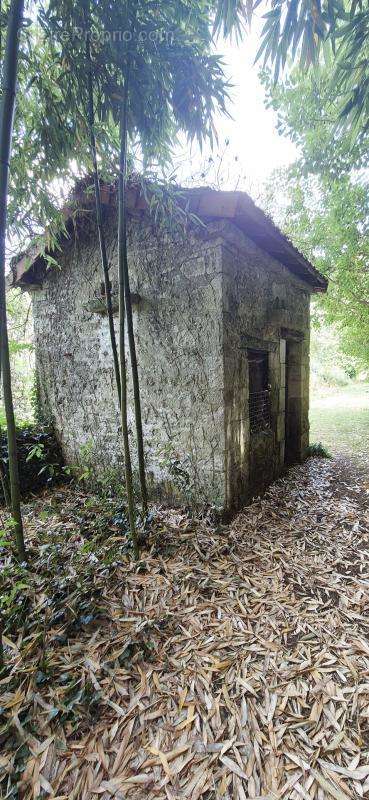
[261,59,369,366]
[254,0,369,369]
[262,64,369,179]
[253,0,369,145]
[1,0,246,252]
[0,1,100,254]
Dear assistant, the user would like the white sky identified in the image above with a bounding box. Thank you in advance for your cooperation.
[174,26,297,197]
[6,18,297,267]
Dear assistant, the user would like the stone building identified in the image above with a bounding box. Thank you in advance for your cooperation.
[13,186,327,511]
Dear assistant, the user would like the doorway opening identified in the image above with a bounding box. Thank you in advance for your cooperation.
[285,339,303,465]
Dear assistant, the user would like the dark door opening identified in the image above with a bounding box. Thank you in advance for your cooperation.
[247,349,274,497]
[285,340,303,465]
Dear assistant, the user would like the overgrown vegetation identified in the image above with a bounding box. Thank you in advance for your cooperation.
[306,441,332,459]
[0,0,27,561]
[0,425,65,504]
[0,484,151,790]
[1,290,34,426]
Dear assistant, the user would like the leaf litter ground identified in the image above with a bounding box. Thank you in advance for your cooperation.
[1,457,369,799]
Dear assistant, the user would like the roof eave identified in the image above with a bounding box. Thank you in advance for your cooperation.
[11,185,328,293]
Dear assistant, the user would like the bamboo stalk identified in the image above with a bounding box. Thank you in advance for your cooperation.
[118,67,139,560]
[119,1,148,519]
[0,0,26,562]
[121,188,148,518]
[84,8,121,405]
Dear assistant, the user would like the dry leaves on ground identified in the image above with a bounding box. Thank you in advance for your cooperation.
[1,457,369,799]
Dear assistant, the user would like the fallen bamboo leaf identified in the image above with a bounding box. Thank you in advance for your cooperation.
[1,460,369,799]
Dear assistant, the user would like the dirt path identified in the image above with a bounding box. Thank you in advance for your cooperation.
[3,458,369,799]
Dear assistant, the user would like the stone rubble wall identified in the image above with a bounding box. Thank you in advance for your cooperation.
[219,219,310,509]
[30,210,311,510]
[31,210,226,506]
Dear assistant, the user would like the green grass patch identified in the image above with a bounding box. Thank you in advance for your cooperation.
[310,382,369,467]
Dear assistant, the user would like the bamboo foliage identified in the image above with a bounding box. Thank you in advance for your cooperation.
[0,0,26,562]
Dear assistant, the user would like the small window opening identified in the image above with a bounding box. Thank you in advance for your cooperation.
[248,349,271,434]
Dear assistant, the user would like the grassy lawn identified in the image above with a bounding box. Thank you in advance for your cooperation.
[310,381,369,466]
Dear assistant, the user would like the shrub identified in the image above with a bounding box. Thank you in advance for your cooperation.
[307,442,332,459]
[0,425,66,505]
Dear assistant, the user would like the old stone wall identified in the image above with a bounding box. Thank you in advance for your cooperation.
[31,210,227,506]
[219,220,311,510]
[30,210,312,511]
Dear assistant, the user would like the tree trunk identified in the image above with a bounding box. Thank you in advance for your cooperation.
[84,9,121,404]
[0,0,26,562]
[118,68,139,560]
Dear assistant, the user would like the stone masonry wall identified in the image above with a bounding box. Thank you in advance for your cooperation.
[219,220,311,510]
[31,210,226,506]
[30,210,312,511]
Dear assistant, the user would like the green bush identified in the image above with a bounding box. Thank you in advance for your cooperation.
[307,442,332,458]
[0,425,67,505]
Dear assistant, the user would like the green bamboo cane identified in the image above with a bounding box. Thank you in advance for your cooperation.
[118,64,139,559]
[119,2,147,519]
[0,0,26,562]
[84,6,121,405]
[121,163,148,519]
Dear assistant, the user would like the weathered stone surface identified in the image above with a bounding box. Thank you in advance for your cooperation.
[220,220,310,508]
[29,209,312,510]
